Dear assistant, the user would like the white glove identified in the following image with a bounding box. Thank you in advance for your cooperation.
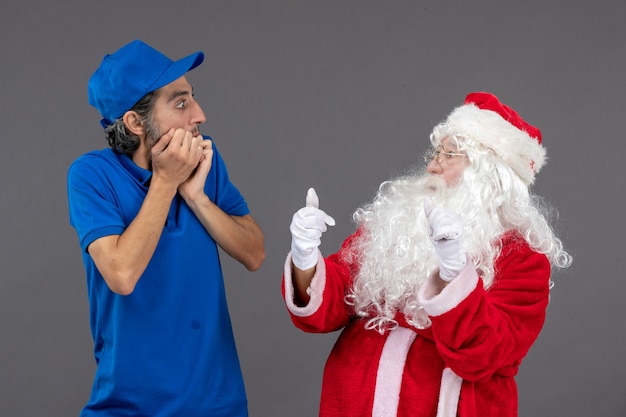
[424,198,466,282]
[290,188,336,270]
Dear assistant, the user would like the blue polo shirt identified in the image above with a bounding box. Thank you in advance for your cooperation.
[68,138,250,416]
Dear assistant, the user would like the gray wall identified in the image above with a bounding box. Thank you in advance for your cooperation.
[1,1,624,416]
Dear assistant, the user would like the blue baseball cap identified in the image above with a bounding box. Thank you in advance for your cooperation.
[88,40,204,128]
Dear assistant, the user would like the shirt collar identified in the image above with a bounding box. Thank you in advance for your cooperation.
[118,152,152,186]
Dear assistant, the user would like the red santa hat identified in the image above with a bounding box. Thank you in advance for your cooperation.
[441,92,546,185]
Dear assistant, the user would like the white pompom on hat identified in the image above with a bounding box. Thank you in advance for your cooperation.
[441,92,546,185]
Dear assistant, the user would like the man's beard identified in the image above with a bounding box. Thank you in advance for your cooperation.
[143,119,163,171]
[345,170,503,332]
[142,122,201,171]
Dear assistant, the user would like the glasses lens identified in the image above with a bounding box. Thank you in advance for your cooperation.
[424,147,442,164]
[434,146,444,164]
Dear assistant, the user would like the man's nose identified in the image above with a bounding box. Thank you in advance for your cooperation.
[426,159,442,174]
[190,101,206,125]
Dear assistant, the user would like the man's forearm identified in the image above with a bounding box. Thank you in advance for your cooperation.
[88,178,178,294]
[184,194,265,271]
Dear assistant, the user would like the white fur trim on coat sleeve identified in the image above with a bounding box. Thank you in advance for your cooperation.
[417,256,478,317]
[283,249,326,317]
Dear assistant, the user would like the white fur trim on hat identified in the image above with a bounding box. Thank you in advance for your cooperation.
[442,102,547,185]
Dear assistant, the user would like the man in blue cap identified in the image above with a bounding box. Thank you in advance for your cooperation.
[67,40,265,416]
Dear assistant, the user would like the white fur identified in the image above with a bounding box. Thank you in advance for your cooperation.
[442,103,546,185]
[344,149,571,332]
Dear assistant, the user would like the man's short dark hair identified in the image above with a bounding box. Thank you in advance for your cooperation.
[104,90,159,156]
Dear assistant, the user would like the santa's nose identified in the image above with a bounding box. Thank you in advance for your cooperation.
[427,158,442,174]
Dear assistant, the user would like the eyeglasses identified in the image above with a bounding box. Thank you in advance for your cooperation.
[423,145,466,165]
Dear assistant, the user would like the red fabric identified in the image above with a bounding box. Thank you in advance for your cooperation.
[283,231,551,417]
[464,92,542,144]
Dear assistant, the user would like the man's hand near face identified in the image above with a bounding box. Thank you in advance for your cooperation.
[178,137,214,203]
[151,128,205,189]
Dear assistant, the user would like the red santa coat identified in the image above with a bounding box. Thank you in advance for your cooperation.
[282,231,551,417]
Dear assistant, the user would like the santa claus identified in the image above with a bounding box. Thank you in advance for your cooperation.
[283,92,572,417]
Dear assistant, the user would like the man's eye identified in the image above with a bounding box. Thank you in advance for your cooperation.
[176,100,187,109]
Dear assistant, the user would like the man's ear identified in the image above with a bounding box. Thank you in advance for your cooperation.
[122,111,145,136]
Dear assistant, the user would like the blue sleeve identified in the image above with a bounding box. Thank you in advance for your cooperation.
[206,137,250,217]
[67,154,127,253]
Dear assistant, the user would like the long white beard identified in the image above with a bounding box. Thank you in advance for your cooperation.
[345,172,505,333]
